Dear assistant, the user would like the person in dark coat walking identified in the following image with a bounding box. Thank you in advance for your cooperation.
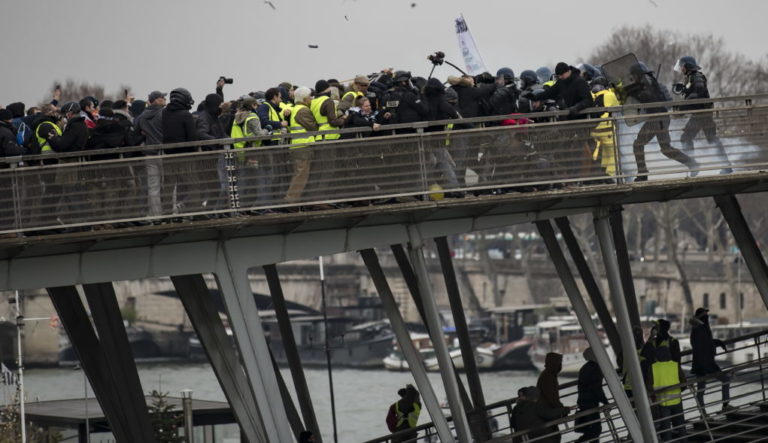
[162,88,198,214]
[512,386,569,443]
[575,348,608,442]
[690,307,730,411]
[536,352,570,442]
[423,78,459,192]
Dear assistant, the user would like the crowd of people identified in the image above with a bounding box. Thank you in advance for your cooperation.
[0,55,729,226]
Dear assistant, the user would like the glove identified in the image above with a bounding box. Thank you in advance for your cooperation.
[672,83,685,95]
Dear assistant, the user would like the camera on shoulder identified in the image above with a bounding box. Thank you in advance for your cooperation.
[219,76,234,85]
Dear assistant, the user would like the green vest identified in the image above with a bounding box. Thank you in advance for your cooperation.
[231,114,262,149]
[288,104,315,149]
[342,90,363,103]
[394,401,421,429]
[310,95,340,140]
[35,121,61,152]
[652,360,682,406]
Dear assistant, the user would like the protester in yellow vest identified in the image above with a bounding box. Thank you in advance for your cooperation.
[589,77,619,176]
[284,87,318,204]
[310,80,347,141]
[651,346,687,442]
[339,75,370,113]
[385,384,421,443]
[231,97,274,207]
[256,88,289,146]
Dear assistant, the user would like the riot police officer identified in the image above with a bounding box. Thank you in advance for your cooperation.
[624,62,697,181]
[489,67,520,116]
[673,56,733,173]
[384,71,427,130]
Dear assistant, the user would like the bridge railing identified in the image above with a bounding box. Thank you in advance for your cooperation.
[363,328,768,443]
[0,95,767,234]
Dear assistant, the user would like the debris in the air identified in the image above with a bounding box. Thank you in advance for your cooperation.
[647,0,658,6]
[411,2,416,7]
[344,15,349,21]
[264,0,276,10]
[308,44,319,49]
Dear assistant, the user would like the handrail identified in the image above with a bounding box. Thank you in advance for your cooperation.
[365,328,768,443]
[3,93,765,164]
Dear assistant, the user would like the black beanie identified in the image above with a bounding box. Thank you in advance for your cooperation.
[314,79,330,94]
[555,62,570,76]
[0,109,13,122]
[6,102,24,118]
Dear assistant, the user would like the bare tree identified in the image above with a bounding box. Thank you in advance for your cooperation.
[42,79,132,106]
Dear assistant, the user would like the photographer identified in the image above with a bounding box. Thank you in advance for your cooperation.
[216,76,233,100]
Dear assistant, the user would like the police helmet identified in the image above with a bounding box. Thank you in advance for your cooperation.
[60,101,81,115]
[535,66,553,84]
[629,62,651,79]
[519,70,538,88]
[578,63,601,82]
[393,70,412,83]
[496,67,515,83]
[170,88,195,107]
[590,76,609,88]
[675,55,700,73]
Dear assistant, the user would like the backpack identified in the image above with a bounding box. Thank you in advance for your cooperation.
[16,121,32,147]
[385,403,398,432]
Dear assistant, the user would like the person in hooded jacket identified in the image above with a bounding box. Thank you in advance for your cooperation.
[0,109,27,162]
[575,348,608,442]
[85,108,134,222]
[423,78,459,192]
[690,307,730,411]
[194,93,228,212]
[136,90,167,217]
[512,386,569,443]
[536,352,570,442]
[162,88,198,214]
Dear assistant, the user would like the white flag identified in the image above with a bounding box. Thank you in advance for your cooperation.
[454,15,488,76]
[1,363,16,386]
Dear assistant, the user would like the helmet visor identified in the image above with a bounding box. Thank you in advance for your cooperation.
[673,59,684,73]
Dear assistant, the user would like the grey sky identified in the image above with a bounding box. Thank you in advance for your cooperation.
[2,0,765,106]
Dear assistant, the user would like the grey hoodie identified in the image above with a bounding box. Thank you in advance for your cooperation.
[135,104,164,148]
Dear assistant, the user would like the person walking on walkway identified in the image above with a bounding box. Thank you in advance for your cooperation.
[690,307,730,412]
[537,352,570,442]
[575,348,608,442]
[512,386,570,443]
[651,346,688,442]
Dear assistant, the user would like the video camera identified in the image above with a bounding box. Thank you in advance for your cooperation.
[427,51,445,66]
[219,76,234,85]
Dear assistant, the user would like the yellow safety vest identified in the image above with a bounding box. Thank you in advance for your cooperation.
[592,89,619,133]
[266,103,285,143]
[35,121,61,152]
[231,114,262,149]
[342,90,363,103]
[310,95,340,140]
[288,104,315,149]
[652,360,682,406]
[394,401,421,429]
[445,123,454,147]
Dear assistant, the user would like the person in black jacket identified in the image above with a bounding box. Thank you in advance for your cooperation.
[162,88,198,214]
[195,93,227,211]
[40,102,89,225]
[423,78,459,193]
[489,67,520,117]
[86,108,134,221]
[690,307,730,411]
[575,348,608,442]
[531,63,596,182]
[0,109,26,230]
[625,63,697,182]
[674,56,732,174]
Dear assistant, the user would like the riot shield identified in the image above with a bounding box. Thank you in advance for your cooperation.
[601,53,642,126]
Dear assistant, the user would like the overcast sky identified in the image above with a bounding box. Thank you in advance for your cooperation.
[2,0,766,106]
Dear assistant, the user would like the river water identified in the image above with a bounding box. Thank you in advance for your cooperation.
[23,363,550,442]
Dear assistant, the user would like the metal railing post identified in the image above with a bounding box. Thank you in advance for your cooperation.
[757,336,766,402]
[416,127,428,195]
[603,408,619,442]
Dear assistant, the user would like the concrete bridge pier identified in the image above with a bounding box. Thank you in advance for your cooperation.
[47,285,157,443]
[214,245,293,442]
[594,208,658,443]
[536,220,643,442]
[407,227,473,443]
[170,274,265,442]
[359,248,454,442]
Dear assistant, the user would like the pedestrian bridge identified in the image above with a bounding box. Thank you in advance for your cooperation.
[1,95,768,442]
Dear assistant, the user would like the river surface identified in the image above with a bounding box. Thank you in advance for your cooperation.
[22,363,551,442]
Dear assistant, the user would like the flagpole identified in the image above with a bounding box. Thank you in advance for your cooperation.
[14,290,26,443]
